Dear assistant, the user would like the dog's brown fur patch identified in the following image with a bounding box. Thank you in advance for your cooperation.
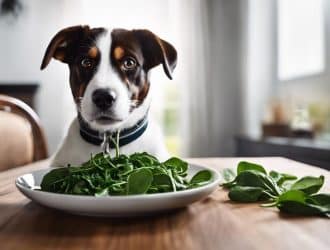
[87,47,98,58]
[136,81,150,104]
[54,50,65,61]
[114,46,125,60]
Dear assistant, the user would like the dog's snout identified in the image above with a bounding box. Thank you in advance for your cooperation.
[92,88,116,110]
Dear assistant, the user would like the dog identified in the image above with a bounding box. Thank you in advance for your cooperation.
[41,25,177,166]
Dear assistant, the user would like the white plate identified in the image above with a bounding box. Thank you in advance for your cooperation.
[16,164,220,217]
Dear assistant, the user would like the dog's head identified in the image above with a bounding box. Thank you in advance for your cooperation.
[41,25,177,131]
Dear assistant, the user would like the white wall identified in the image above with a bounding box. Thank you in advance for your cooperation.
[0,0,172,154]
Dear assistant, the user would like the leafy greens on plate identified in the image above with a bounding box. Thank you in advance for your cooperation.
[40,152,213,196]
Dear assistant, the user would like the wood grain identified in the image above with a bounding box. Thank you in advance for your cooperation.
[0,157,329,250]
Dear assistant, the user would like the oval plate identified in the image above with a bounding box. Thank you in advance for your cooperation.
[16,164,220,217]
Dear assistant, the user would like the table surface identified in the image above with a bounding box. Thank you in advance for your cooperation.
[0,157,329,250]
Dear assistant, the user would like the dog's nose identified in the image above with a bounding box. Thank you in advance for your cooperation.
[92,88,116,110]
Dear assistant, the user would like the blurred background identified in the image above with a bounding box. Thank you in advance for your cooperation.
[0,0,329,169]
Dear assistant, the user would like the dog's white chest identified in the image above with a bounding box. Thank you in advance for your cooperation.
[51,118,168,167]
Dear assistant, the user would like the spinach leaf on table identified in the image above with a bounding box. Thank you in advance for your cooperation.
[228,186,264,202]
[308,193,330,207]
[237,161,267,175]
[276,190,330,217]
[222,168,236,181]
[290,175,324,195]
[235,170,281,196]
[221,161,268,189]
[222,168,236,184]
[269,170,297,186]
[220,161,330,218]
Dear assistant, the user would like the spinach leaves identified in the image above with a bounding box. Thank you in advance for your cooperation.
[127,168,153,195]
[221,161,329,217]
[290,176,324,195]
[40,152,213,196]
[228,186,264,202]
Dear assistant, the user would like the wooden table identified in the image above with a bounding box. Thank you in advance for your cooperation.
[0,157,329,250]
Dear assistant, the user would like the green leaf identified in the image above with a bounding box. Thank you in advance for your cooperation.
[269,170,281,182]
[113,154,130,165]
[277,190,306,203]
[291,175,324,195]
[236,170,281,196]
[40,168,69,192]
[152,174,173,187]
[308,193,330,209]
[236,170,265,187]
[269,170,297,186]
[138,152,160,166]
[221,168,237,188]
[190,170,212,185]
[130,158,145,168]
[222,168,236,183]
[275,190,329,216]
[228,186,264,202]
[237,161,266,175]
[93,152,106,161]
[127,168,153,195]
[117,163,134,176]
[163,157,188,174]
[141,152,159,162]
[278,201,329,216]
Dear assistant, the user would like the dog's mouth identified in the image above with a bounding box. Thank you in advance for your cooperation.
[93,113,124,125]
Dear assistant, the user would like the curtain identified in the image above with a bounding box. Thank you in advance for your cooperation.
[171,0,246,157]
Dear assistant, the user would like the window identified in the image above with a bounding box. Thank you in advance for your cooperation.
[277,0,325,80]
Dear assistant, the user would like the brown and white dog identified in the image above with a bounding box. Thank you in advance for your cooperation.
[41,25,177,166]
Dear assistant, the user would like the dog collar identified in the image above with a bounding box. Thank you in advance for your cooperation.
[78,114,148,147]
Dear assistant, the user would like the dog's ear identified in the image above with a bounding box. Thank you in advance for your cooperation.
[133,30,177,80]
[40,25,90,70]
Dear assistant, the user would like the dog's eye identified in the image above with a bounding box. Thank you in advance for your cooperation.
[122,57,137,70]
[81,58,93,68]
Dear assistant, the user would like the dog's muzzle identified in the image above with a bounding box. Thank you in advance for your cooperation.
[92,88,117,111]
